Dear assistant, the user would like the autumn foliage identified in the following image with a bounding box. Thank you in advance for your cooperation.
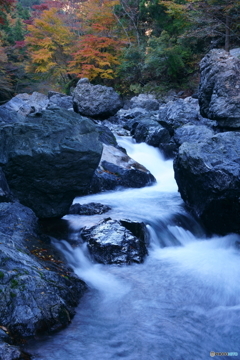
[1,0,240,97]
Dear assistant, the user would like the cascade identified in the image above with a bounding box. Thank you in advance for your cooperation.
[24,137,240,360]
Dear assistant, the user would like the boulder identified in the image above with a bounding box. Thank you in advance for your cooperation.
[198,49,240,129]
[96,124,117,146]
[69,202,111,215]
[129,94,160,111]
[174,132,240,235]
[81,218,149,264]
[87,144,156,193]
[0,108,102,218]
[0,92,49,118]
[118,107,150,123]
[0,202,86,340]
[158,97,200,135]
[173,124,214,147]
[133,120,171,146]
[0,341,21,360]
[73,78,123,119]
[48,91,73,110]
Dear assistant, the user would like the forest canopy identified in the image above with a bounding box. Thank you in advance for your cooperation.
[0,0,240,101]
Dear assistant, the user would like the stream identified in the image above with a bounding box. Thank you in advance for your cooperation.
[24,137,240,360]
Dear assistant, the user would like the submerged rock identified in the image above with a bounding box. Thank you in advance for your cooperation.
[73,78,123,119]
[0,108,102,218]
[174,132,240,235]
[69,202,111,215]
[0,202,86,340]
[199,49,240,129]
[88,144,156,193]
[81,218,149,264]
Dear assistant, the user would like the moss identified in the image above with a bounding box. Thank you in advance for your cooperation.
[0,271,4,279]
[11,279,19,288]
[10,292,16,298]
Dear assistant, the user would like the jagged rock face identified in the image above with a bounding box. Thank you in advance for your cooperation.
[0,167,13,203]
[174,132,240,235]
[0,109,102,218]
[73,78,123,119]
[87,144,156,194]
[81,218,149,264]
[198,49,240,129]
[0,202,86,339]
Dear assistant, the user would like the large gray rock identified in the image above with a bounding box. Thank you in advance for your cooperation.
[133,120,171,146]
[81,218,149,264]
[129,94,160,111]
[87,144,156,193]
[198,49,240,128]
[0,108,102,218]
[0,92,49,118]
[173,124,214,147]
[73,78,123,119]
[48,91,73,110]
[174,132,240,235]
[158,97,200,134]
[0,202,86,340]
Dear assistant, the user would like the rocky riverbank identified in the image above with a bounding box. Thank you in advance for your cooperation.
[0,48,239,358]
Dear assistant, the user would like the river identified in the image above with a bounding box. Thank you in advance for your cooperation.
[24,137,240,360]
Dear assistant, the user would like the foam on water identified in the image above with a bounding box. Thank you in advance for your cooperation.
[24,137,240,360]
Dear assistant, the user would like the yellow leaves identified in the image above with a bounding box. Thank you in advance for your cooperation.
[25,6,75,80]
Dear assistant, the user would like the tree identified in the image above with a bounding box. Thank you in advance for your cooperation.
[69,0,122,81]
[0,0,15,24]
[185,0,240,51]
[25,6,76,85]
[0,41,14,101]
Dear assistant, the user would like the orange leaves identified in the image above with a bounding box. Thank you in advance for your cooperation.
[24,0,123,84]
[68,0,122,80]
[25,7,75,80]
[69,34,121,80]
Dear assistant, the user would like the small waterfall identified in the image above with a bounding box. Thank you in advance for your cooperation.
[24,137,240,360]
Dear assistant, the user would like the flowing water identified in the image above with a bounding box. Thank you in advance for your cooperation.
[25,138,240,360]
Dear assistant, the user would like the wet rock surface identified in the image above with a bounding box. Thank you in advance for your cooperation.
[87,144,156,193]
[0,202,86,349]
[199,49,240,129]
[69,202,111,216]
[0,167,13,203]
[0,341,22,360]
[174,132,240,235]
[0,108,102,218]
[73,78,123,119]
[81,218,149,264]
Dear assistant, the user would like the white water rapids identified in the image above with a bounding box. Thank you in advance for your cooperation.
[25,137,240,360]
